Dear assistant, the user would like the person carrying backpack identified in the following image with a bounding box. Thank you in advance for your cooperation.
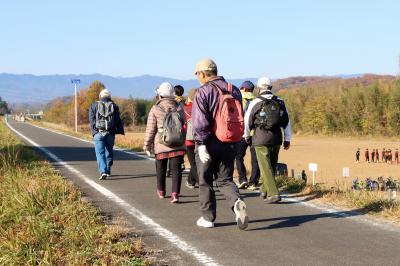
[235,80,260,189]
[244,77,291,203]
[192,58,249,230]
[143,82,186,203]
[89,89,124,180]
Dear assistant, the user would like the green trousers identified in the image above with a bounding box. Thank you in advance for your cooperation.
[254,145,281,196]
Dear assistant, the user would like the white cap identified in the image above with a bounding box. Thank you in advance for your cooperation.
[156,82,174,97]
[99,89,111,98]
[257,77,272,91]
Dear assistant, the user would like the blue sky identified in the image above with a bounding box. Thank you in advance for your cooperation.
[1,0,399,79]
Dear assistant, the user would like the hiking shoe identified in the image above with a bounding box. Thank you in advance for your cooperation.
[247,184,259,191]
[157,190,165,199]
[185,181,195,189]
[234,199,248,230]
[264,195,281,204]
[196,217,214,228]
[170,193,179,203]
[99,173,107,180]
[237,181,248,189]
[260,192,267,199]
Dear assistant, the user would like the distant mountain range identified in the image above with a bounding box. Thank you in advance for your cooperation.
[0,73,258,104]
[0,72,394,105]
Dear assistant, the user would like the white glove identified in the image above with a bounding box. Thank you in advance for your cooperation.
[198,145,210,163]
[143,146,152,157]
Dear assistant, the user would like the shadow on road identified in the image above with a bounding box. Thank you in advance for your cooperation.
[29,146,148,162]
[216,210,362,230]
[107,174,156,180]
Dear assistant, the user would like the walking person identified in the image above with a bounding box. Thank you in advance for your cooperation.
[371,149,376,163]
[235,80,260,189]
[192,58,248,229]
[89,89,125,180]
[382,148,386,162]
[143,82,186,203]
[244,76,291,203]
[184,88,199,189]
[365,148,370,163]
[355,148,360,163]
[375,148,380,163]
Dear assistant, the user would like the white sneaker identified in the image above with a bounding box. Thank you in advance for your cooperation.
[196,217,214,228]
[234,199,249,230]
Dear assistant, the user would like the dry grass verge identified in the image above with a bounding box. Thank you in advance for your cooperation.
[0,118,149,265]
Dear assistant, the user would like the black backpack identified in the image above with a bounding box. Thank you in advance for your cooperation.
[254,96,287,130]
[95,101,115,131]
[158,103,186,147]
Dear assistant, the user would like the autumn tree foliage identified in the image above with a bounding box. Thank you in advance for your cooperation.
[278,78,400,136]
[45,81,154,129]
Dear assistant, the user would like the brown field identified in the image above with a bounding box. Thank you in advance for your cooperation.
[118,132,400,186]
[278,135,400,186]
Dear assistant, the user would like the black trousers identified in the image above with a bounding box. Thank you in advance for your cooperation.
[156,155,183,194]
[235,139,260,185]
[186,145,199,185]
[196,137,242,222]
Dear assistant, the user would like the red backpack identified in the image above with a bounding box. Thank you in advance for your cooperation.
[212,82,244,142]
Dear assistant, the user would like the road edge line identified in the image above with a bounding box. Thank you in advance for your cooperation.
[6,120,221,266]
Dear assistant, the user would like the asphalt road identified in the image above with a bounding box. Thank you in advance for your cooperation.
[7,120,400,266]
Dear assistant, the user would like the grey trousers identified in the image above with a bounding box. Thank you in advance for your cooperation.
[195,137,242,222]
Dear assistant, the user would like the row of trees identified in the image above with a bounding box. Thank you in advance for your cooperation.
[45,81,154,129]
[44,78,400,136]
[278,79,400,136]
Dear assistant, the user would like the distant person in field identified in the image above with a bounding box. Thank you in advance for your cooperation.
[375,148,380,163]
[244,76,291,203]
[395,149,399,164]
[143,82,186,203]
[89,89,125,180]
[371,149,376,163]
[235,80,260,190]
[191,58,248,229]
[382,148,386,162]
[355,148,360,163]
[183,88,199,189]
[365,148,369,163]
[387,149,393,164]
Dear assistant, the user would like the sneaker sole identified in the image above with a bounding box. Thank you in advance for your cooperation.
[264,197,281,204]
[234,200,248,230]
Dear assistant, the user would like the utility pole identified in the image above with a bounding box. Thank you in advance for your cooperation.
[398,55,400,78]
[71,79,80,132]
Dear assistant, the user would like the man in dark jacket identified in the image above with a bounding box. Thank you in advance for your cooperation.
[89,89,124,180]
[244,77,291,203]
[235,80,260,189]
[192,58,248,230]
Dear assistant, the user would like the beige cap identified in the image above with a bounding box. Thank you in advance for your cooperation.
[194,58,217,75]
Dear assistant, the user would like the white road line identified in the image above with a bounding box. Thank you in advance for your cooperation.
[6,120,221,266]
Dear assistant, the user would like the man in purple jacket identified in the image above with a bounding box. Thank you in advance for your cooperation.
[191,58,249,230]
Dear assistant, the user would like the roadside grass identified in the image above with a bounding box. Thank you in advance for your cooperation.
[282,179,400,222]
[0,118,149,265]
